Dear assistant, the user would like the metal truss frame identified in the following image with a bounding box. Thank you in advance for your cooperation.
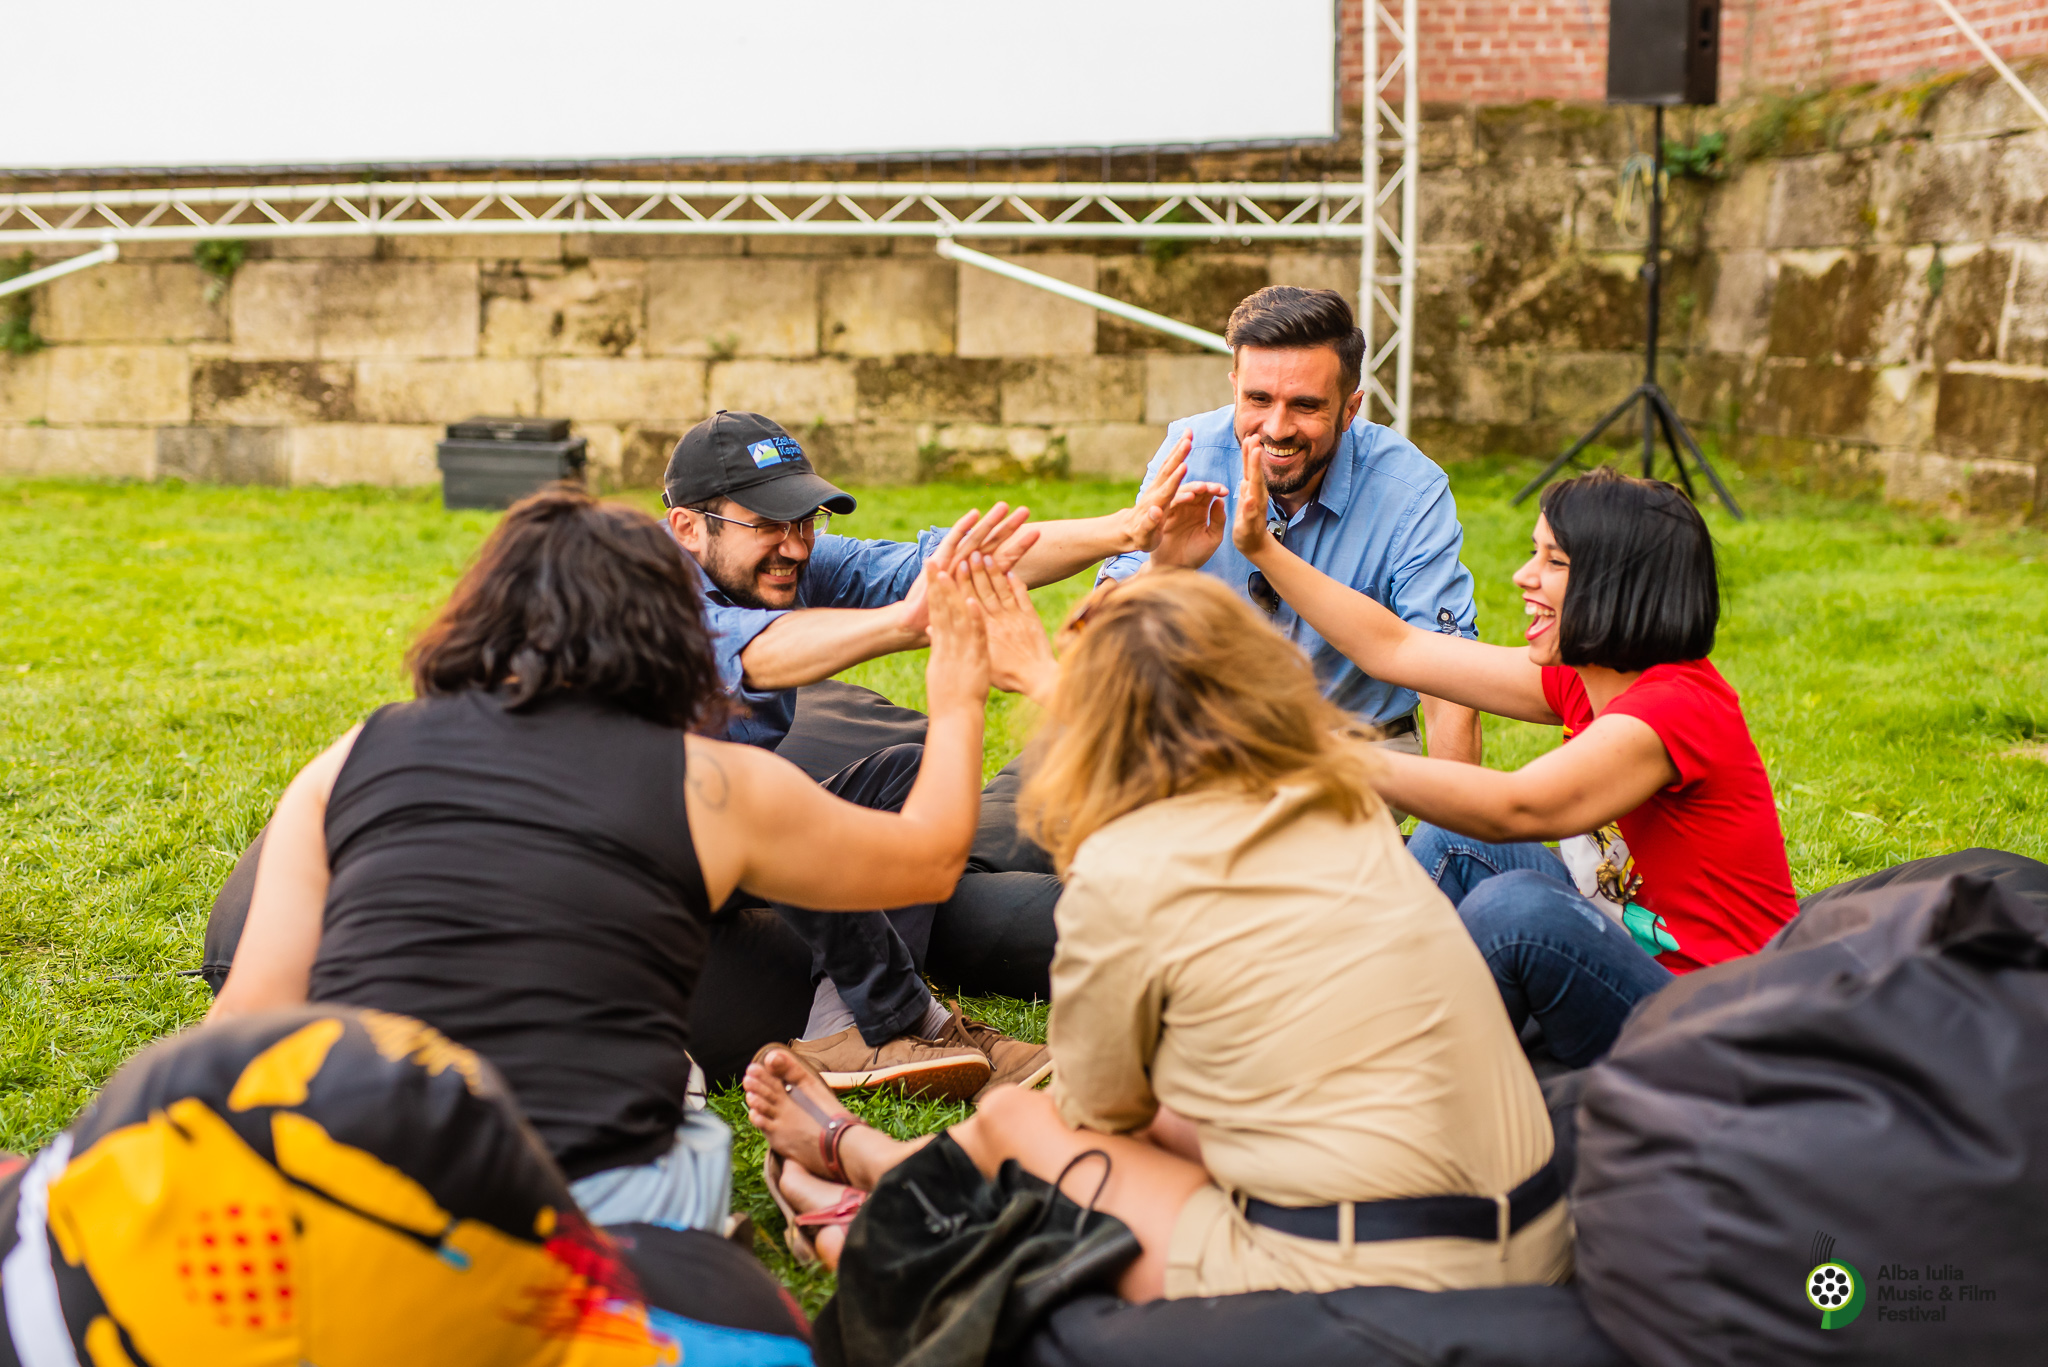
[0,180,1373,247]
[1361,0,1419,436]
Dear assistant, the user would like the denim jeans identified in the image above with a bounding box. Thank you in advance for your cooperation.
[1407,824,1673,1066]
[569,1106,733,1232]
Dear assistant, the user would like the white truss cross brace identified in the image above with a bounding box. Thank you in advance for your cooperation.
[0,181,1374,247]
[938,238,1230,353]
[1362,0,1420,436]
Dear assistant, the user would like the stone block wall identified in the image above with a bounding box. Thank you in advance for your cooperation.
[1406,67,2048,516]
[0,235,1290,489]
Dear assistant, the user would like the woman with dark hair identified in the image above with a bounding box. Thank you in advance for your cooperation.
[211,486,994,1231]
[1231,447,1797,1064]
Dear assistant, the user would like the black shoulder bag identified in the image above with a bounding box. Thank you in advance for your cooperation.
[814,1133,1142,1367]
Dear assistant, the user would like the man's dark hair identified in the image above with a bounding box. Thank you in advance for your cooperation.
[408,485,727,731]
[1225,286,1367,397]
[1540,467,1719,673]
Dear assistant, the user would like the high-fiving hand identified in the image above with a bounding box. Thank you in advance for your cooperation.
[1126,432,1230,569]
[1232,432,1279,561]
[923,564,992,717]
[957,552,1059,706]
[899,502,1039,637]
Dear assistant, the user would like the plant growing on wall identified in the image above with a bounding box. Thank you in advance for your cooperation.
[194,239,247,303]
[0,252,42,355]
[1663,132,1726,180]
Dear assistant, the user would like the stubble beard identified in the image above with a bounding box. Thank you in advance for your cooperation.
[704,547,807,611]
[1253,433,1339,499]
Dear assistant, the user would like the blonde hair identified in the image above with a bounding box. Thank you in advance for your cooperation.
[1018,570,1384,872]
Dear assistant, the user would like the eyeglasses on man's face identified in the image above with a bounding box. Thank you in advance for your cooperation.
[699,509,832,544]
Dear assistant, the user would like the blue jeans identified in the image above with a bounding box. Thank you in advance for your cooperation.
[569,1107,733,1232]
[1406,823,1572,904]
[1408,825,1674,1066]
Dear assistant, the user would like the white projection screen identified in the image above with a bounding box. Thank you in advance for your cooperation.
[6,0,1337,169]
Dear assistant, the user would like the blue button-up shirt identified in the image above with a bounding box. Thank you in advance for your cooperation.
[1098,405,1477,727]
[698,528,948,748]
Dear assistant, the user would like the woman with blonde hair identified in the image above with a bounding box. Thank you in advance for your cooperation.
[746,564,1569,1302]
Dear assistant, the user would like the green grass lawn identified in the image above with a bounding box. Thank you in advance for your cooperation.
[1,464,2043,1308]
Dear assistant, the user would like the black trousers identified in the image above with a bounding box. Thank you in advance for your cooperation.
[767,682,1061,1046]
[764,743,939,1046]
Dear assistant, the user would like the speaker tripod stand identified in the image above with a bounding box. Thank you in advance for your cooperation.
[1513,106,1742,519]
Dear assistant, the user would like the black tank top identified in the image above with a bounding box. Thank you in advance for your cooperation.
[309,690,713,1179]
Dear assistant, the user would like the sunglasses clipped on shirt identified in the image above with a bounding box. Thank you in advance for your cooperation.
[1245,517,1290,616]
[697,509,833,544]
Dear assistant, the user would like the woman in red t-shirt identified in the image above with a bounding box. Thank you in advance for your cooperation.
[1232,449,1798,1064]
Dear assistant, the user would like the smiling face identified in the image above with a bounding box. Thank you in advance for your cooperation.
[665,497,812,610]
[1231,345,1365,511]
[1512,513,1571,666]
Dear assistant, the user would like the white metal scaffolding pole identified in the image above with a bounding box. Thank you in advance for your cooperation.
[1361,0,1419,435]
[937,239,1230,352]
[0,242,117,298]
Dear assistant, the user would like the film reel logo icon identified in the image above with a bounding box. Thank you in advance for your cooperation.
[1806,1260,1866,1329]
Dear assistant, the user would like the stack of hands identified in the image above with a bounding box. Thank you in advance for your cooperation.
[915,431,1239,717]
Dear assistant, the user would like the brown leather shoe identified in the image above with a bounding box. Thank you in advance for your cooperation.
[931,1004,1054,1100]
[776,1027,991,1101]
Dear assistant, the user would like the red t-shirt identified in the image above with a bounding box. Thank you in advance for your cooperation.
[1541,660,1798,973]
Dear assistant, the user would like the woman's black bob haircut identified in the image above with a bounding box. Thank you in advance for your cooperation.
[1538,467,1719,673]
[407,485,728,731]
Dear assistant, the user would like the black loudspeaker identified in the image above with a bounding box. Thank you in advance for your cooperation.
[1607,0,1719,106]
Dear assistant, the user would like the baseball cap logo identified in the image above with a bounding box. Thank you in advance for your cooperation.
[747,437,803,468]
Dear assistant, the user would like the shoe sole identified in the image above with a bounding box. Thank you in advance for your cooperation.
[818,1054,992,1101]
[976,1058,1054,1102]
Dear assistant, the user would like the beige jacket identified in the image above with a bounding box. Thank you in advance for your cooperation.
[1048,784,1556,1212]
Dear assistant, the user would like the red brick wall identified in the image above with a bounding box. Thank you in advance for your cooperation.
[1339,0,2048,108]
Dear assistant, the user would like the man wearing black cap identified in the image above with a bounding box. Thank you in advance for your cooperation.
[664,410,1222,1097]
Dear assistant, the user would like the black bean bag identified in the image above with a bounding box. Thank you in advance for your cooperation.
[1023,1284,1630,1367]
[1574,851,2048,1367]
[1791,844,2048,919]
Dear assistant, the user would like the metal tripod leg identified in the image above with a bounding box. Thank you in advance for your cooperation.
[1647,385,1743,519]
[1647,389,1698,501]
[1512,385,1648,506]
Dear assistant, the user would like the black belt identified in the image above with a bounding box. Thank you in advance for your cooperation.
[1377,711,1417,739]
[1243,1160,1562,1245]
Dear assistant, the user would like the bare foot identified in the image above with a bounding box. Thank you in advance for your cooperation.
[777,1161,857,1271]
[744,1047,858,1181]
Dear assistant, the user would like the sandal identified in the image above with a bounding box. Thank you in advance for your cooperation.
[763,1046,871,1184]
[764,1148,868,1266]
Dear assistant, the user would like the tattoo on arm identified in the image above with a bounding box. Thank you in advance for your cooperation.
[689,752,730,810]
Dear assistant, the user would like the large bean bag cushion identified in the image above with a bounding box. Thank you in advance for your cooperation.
[0,1006,681,1366]
[1022,1284,1629,1367]
[1574,859,2048,1366]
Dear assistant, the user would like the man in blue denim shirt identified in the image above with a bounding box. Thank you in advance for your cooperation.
[1098,286,1482,762]
[662,411,1224,1099]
